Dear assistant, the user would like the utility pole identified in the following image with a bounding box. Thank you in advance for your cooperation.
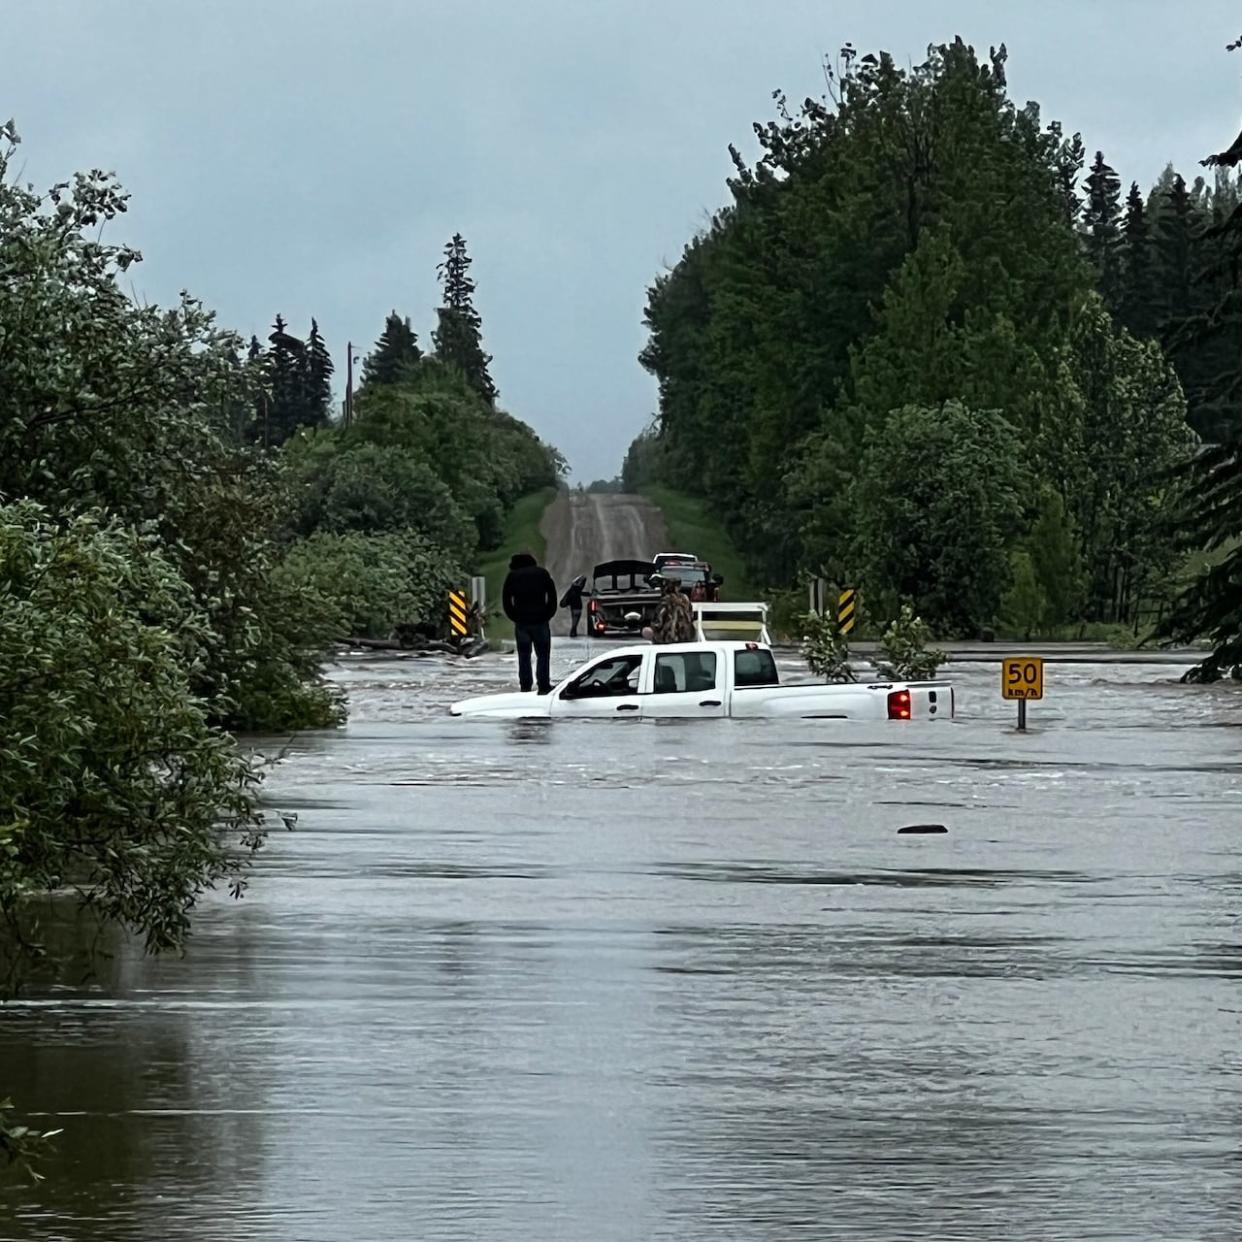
[345,342,354,428]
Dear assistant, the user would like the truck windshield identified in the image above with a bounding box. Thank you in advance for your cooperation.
[593,573,651,592]
[661,566,707,585]
[734,648,779,687]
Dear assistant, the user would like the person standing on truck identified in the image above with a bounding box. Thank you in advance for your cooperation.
[650,574,696,644]
[502,552,558,693]
[560,574,587,638]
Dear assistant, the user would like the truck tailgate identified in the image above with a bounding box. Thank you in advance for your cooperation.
[900,682,954,720]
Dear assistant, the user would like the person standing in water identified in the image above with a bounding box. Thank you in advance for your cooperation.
[560,574,587,638]
[650,574,696,644]
[502,552,558,693]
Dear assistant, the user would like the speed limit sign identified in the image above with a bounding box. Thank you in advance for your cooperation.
[1001,657,1044,701]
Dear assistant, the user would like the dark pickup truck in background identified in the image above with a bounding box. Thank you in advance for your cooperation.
[586,559,660,637]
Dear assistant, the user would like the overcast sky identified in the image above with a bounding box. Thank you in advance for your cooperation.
[8,1,1241,481]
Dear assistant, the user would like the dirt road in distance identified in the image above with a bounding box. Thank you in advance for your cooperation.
[539,492,669,635]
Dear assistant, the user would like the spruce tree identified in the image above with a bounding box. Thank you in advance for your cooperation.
[267,314,308,444]
[306,318,334,426]
[1154,172,1197,325]
[245,333,266,444]
[360,311,421,388]
[1118,181,1156,337]
[1151,170,1226,436]
[1162,41,1242,676]
[432,233,498,406]
[1082,151,1123,310]
[1052,126,1086,227]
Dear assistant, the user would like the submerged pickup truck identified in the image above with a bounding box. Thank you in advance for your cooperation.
[449,640,954,721]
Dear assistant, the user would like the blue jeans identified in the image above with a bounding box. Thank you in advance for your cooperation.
[514,622,552,693]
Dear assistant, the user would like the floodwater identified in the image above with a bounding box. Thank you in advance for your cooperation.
[4,642,1242,1241]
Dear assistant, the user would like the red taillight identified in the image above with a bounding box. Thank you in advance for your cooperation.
[887,689,912,720]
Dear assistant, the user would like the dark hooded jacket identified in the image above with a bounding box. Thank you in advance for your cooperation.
[560,574,587,610]
[502,553,558,626]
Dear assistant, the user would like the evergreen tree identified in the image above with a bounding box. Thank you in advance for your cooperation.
[1154,172,1197,326]
[1051,124,1086,227]
[1159,43,1242,677]
[1150,170,1231,438]
[245,333,266,444]
[1194,169,1242,439]
[306,318,334,426]
[432,233,497,406]
[1082,151,1123,310]
[267,314,309,445]
[1118,181,1156,337]
[360,311,421,389]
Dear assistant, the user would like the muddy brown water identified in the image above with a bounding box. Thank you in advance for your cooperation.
[4,643,1242,1241]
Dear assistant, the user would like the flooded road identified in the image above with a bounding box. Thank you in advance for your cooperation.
[4,644,1242,1241]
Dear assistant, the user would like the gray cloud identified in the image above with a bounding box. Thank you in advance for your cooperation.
[8,1,1240,480]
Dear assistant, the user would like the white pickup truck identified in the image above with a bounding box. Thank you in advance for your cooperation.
[448,640,954,721]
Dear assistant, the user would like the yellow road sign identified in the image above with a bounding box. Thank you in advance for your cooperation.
[837,588,857,635]
[448,589,469,637]
[1001,656,1043,700]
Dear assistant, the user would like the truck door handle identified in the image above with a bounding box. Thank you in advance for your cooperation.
[616,703,638,712]
[699,700,721,707]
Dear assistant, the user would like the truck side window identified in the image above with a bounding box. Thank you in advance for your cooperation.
[564,654,642,698]
[734,649,778,687]
[654,652,718,694]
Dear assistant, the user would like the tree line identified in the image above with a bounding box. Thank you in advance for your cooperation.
[0,115,563,1081]
[625,37,1239,644]
[1158,36,1242,680]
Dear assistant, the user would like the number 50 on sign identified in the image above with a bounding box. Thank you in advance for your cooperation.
[1002,657,1043,700]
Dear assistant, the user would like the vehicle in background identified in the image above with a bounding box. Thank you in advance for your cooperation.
[449,640,955,721]
[652,552,697,573]
[651,556,722,602]
[586,559,661,637]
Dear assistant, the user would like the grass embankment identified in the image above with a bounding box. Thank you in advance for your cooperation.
[476,486,557,641]
[639,484,759,600]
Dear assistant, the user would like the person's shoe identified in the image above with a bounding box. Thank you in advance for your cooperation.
[536,687,552,695]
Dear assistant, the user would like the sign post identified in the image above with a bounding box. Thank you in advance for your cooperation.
[469,576,487,641]
[809,578,826,616]
[1001,656,1044,731]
